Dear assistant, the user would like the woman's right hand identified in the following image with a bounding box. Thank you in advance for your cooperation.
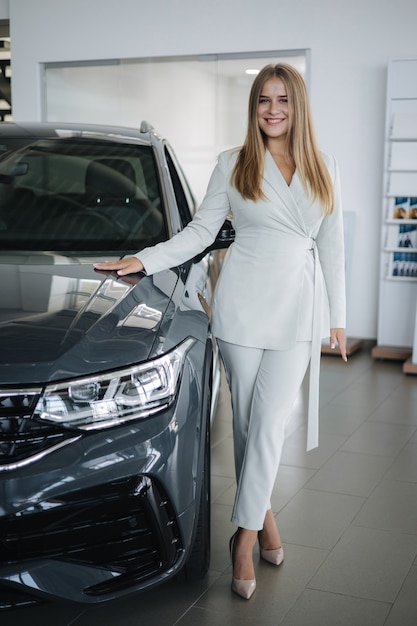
[94,256,144,276]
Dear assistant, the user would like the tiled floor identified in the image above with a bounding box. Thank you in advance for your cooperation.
[4,345,417,625]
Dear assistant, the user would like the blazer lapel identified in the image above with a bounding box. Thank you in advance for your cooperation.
[263,150,307,233]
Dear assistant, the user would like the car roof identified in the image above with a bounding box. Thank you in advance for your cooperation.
[0,120,157,147]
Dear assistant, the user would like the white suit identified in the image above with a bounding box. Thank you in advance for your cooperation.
[138,148,346,452]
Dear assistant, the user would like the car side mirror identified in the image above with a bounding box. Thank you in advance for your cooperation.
[193,219,235,263]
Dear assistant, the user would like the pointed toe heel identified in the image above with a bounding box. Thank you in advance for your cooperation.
[231,576,256,599]
[229,532,256,600]
[260,546,284,566]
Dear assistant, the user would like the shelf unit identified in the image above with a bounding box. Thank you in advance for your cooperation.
[372,58,417,373]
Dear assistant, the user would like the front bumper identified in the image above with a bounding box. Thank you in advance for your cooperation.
[0,474,183,603]
[0,346,208,605]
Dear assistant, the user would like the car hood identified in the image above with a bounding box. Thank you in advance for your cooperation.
[0,253,180,385]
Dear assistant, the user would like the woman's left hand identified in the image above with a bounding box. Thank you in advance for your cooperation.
[94,256,144,275]
[330,328,347,362]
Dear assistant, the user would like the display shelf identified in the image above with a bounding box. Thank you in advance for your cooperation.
[403,357,417,374]
[389,137,417,141]
[384,248,416,252]
[385,219,416,224]
[371,345,412,361]
[373,58,417,368]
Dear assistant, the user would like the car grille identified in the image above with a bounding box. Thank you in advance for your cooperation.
[0,586,45,610]
[0,388,76,468]
[0,475,182,596]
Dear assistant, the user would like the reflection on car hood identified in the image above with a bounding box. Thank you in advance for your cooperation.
[0,253,179,384]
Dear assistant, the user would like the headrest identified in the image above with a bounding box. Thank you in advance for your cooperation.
[85,158,136,198]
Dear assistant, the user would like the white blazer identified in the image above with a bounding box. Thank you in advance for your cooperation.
[138,148,346,450]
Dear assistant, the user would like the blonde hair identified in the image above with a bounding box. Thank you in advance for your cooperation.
[231,63,334,214]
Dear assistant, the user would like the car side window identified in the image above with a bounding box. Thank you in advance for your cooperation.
[164,146,195,228]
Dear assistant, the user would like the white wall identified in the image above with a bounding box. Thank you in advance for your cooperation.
[7,0,417,340]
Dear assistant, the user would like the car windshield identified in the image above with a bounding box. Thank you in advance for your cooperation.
[0,136,167,252]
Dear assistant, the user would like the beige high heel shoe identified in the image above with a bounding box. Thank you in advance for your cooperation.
[260,545,285,566]
[258,528,285,565]
[229,532,256,600]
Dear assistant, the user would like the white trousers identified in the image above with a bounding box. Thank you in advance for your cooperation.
[218,339,312,531]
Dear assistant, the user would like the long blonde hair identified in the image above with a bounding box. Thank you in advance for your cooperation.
[231,63,334,214]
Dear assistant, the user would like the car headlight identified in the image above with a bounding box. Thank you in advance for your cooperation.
[35,337,196,431]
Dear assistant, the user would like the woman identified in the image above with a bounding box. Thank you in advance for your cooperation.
[95,63,347,600]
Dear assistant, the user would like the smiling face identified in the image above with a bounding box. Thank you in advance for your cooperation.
[257,77,290,146]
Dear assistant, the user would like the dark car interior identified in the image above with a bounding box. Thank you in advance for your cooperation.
[0,138,167,251]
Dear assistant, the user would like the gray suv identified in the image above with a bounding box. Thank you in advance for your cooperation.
[0,121,233,607]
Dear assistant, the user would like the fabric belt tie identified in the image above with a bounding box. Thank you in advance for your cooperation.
[307,237,321,451]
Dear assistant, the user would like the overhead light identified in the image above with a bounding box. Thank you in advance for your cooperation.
[245,69,260,75]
